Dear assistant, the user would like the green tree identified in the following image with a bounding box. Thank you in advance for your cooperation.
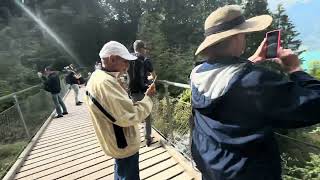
[272,4,304,56]
[242,0,272,58]
[308,60,320,79]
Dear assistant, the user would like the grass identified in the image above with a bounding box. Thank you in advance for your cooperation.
[0,141,27,179]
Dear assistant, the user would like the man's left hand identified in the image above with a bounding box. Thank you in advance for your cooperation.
[249,38,267,63]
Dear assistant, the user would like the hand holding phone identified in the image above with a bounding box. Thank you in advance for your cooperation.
[266,30,281,59]
[146,76,157,97]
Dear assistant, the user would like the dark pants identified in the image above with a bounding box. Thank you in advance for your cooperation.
[114,152,140,180]
[52,93,67,115]
[130,93,152,141]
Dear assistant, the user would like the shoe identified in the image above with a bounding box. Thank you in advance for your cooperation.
[62,112,68,115]
[76,102,82,106]
[55,115,63,118]
[146,138,152,147]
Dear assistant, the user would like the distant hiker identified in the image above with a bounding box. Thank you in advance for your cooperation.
[127,40,156,146]
[65,64,83,106]
[42,67,68,118]
[95,61,102,70]
[86,41,156,180]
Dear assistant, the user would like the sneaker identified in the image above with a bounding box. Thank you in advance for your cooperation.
[62,112,68,115]
[146,138,152,147]
[76,102,82,106]
[55,114,63,118]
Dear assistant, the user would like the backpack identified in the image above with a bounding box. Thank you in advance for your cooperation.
[127,55,146,93]
[65,73,72,84]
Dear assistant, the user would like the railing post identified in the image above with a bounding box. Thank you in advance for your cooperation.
[13,94,30,138]
[164,83,173,139]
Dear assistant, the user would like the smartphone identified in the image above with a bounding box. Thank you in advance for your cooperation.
[266,30,281,59]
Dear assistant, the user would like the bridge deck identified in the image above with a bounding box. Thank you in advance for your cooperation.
[8,89,200,180]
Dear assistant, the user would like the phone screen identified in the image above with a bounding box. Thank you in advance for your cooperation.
[266,31,280,58]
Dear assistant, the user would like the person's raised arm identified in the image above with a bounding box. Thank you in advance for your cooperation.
[241,48,320,128]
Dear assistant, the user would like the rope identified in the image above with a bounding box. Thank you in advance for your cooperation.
[275,132,320,150]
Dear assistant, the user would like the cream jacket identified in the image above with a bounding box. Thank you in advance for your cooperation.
[85,70,153,159]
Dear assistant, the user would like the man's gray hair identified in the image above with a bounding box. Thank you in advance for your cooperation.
[133,40,146,52]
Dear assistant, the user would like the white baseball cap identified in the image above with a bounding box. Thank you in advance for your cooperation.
[99,41,137,61]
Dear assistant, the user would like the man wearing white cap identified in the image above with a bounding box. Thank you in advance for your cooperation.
[85,41,156,180]
[190,5,320,180]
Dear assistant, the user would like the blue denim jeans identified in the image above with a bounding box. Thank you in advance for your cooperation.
[71,84,80,103]
[114,152,140,180]
[52,93,67,115]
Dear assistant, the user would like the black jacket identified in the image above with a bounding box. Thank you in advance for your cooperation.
[44,72,61,94]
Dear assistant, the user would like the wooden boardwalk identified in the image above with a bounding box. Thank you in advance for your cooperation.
[8,89,200,180]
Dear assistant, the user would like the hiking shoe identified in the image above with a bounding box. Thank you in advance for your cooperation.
[76,102,82,106]
[146,138,152,147]
[55,114,63,118]
[62,112,69,115]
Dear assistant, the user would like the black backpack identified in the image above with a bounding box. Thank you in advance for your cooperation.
[127,55,146,93]
[65,72,74,85]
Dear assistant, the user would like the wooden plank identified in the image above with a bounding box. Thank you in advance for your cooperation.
[15,148,103,178]
[42,118,91,129]
[152,130,201,180]
[23,140,98,163]
[38,125,94,141]
[32,132,96,151]
[43,119,90,129]
[30,133,97,154]
[140,158,178,180]
[170,172,194,180]
[21,143,100,167]
[15,149,111,180]
[34,146,165,180]
[145,164,184,180]
[40,123,92,137]
[55,155,115,179]
[73,148,171,180]
[25,136,98,160]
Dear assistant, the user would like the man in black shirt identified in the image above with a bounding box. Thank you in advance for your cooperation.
[127,40,156,146]
[43,67,68,118]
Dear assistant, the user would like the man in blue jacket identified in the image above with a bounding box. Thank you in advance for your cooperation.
[190,5,320,180]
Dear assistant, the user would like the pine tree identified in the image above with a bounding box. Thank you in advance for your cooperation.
[242,0,273,58]
[272,4,304,56]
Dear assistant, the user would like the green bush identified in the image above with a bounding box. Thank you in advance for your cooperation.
[0,142,27,179]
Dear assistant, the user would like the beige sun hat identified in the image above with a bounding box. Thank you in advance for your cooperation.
[195,5,272,55]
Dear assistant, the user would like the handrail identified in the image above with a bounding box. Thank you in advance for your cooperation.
[0,84,41,101]
[275,132,320,150]
[157,80,190,89]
